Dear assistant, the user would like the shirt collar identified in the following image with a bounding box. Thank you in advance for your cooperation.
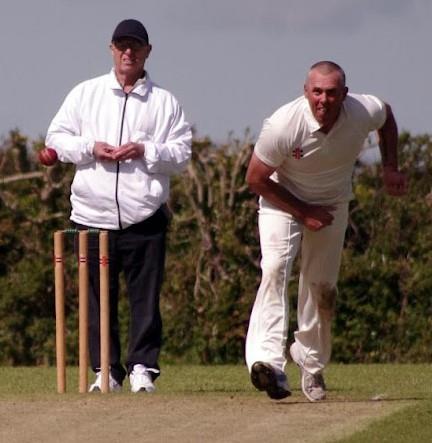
[108,68,152,97]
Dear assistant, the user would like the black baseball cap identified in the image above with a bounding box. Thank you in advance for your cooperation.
[112,19,149,44]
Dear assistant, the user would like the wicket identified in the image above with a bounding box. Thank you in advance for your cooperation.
[54,229,110,393]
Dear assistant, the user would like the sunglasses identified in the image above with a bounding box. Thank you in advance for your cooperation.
[113,39,146,52]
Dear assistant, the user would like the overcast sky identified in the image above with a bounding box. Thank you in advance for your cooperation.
[1,0,430,143]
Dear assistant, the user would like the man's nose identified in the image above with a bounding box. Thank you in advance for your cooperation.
[320,92,328,103]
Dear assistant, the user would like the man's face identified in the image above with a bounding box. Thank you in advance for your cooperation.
[304,70,348,131]
[111,38,152,79]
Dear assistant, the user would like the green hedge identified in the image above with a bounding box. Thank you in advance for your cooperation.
[0,130,431,365]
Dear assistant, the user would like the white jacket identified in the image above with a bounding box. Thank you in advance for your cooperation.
[46,69,192,229]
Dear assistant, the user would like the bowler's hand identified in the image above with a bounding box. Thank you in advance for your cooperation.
[299,204,336,231]
[112,142,145,161]
[383,167,407,196]
[93,142,116,161]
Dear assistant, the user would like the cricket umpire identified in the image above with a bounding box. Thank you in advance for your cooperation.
[46,19,192,392]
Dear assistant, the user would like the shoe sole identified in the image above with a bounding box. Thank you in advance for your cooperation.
[251,362,291,400]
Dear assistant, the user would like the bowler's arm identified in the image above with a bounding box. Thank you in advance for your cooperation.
[246,153,335,231]
[377,104,407,196]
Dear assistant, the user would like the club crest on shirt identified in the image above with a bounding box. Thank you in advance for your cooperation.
[292,146,304,159]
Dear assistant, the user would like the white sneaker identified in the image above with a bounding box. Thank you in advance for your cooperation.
[290,344,326,402]
[89,371,122,393]
[129,364,156,393]
[301,370,326,402]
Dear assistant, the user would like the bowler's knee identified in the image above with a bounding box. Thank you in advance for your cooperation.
[261,257,288,286]
[313,282,337,319]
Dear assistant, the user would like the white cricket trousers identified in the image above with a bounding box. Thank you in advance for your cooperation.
[246,199,349,375]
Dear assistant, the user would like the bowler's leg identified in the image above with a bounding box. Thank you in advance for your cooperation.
[291,203,349,374]
[246,202,302,374]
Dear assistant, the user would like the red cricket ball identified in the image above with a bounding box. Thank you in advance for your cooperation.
[38,147,58,166]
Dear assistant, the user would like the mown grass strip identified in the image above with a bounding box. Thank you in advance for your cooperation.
[333,399,432,443]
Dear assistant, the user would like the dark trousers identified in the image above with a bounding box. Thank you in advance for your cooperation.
[73,208,168,384]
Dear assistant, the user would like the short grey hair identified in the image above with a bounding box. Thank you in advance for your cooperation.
[308,61,346,86]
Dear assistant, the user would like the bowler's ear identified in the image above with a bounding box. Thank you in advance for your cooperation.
[343,86,349,99]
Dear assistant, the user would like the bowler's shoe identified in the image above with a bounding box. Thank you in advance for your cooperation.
[290,343,326,402]
[251,361,291,400]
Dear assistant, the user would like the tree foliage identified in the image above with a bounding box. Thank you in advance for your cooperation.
[162,135,259,363]
[334,133,432,362]
[0,129,431,365]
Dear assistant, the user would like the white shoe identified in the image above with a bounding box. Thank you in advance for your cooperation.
[129,364,156,393]
[89,371,122,393]
[290,344,326,402]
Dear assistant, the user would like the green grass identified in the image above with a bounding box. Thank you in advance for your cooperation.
[1,363,428,399]
[0,365,253,397]
[334,400,432,443]
[327,364,432,443]
[0,363,431,441]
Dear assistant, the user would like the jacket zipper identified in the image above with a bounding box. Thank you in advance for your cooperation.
[115,93,129,230]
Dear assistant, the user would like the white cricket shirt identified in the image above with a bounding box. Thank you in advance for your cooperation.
[254,94,387,204]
